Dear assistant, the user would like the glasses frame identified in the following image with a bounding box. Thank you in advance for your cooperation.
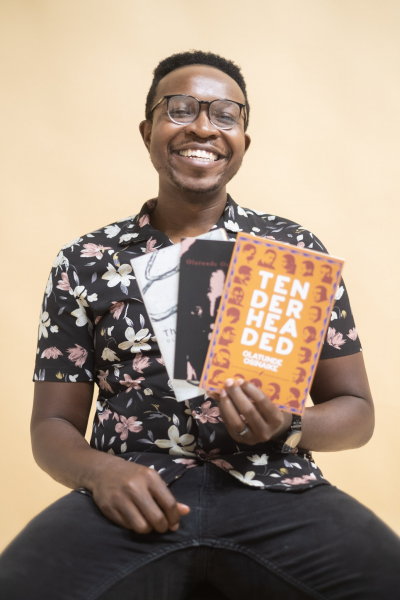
[150,94,247,130]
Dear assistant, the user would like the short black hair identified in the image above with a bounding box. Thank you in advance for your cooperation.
[145,50,250,130]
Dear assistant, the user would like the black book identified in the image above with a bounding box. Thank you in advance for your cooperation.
[174,238,234,383]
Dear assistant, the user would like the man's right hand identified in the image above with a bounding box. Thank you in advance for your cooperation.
[31,382,190,536]
[91,459,190,534]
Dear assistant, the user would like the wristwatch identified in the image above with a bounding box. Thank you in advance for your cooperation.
[271,414,302,454]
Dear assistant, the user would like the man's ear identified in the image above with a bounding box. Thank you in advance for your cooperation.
[139,120,152,152]
[244,133,251,153]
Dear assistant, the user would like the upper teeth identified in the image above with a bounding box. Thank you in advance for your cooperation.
[179,149,219,161]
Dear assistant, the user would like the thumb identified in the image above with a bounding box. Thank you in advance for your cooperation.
[177,502,190,515]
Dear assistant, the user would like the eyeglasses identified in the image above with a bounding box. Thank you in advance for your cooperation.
[150,94,247,130]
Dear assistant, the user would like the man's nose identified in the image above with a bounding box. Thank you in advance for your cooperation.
[185,105,218,137]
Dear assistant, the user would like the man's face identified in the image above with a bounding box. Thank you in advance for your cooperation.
[321,265,331,278]
[245,247,256,261]
[293,368,304,383]
[314,288,323,302]
[303,327,314,342]
[215,350,229,365]
[309,308,319,322]
[228,309,240,323]
[265,251,275,265]
[223,328,236,343]
[266,384,276,398]
[211,371,225,386]
[232,288,244,303]
[140,65,251,196]
[301,262,310,276]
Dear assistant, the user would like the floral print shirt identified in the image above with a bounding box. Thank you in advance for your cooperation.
[34,196,362,491]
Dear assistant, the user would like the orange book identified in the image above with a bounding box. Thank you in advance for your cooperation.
[200,233,344,416]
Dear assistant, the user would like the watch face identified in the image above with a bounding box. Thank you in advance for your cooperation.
[287,432,302,448]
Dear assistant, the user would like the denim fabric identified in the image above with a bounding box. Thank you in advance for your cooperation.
[1,463,400,599]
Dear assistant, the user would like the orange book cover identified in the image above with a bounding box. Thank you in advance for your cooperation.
[199,233,344,416]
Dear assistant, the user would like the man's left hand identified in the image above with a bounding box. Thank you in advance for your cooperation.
[211,379,292,446]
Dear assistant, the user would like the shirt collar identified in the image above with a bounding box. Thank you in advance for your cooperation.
[118,194,251,247]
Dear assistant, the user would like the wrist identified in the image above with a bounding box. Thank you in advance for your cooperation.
[79,447,119,492]
[270,411,293,441]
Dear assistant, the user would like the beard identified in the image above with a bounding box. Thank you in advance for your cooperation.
[169,171,221,195]
[158,152,243,198]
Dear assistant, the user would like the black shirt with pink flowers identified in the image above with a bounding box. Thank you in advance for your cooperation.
[34,196,362,491]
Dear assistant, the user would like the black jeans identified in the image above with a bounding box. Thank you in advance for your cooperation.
[1,463,400,599]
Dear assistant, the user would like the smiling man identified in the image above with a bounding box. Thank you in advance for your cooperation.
[1,50,400,600]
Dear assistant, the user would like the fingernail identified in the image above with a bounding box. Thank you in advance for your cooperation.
[170,523,179,531]
[235,378,244,386]
[225,378,234,387]
[220,389,227,398]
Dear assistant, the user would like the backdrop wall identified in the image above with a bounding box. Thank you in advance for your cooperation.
[1,0,399,550]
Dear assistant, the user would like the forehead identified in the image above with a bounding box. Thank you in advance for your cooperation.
[155,65,245,103]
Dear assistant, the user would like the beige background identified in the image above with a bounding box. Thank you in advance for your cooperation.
[1,0,399,551]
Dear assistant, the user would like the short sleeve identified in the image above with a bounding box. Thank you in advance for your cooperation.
[319,277,362,359]
[33,248,95,383]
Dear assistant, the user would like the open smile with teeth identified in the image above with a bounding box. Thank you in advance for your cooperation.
[178,149,220,162]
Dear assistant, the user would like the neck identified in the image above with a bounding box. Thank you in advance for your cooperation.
[150,181,228,243]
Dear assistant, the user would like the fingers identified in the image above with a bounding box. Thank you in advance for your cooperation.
[101,499,152,534]
[218,390,252,441]
[129,469,188,534]
[136,471,191,533]
[221,382,270,442]
[148,473,184,532]
[241,381,284,429]
[133,493,172,533]
[210,379,288,444]
[241,382,292,438]
[94,463,190,535]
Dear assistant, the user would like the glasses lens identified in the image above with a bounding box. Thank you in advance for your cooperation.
[210,100,240,129]
[168,96,199,124]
